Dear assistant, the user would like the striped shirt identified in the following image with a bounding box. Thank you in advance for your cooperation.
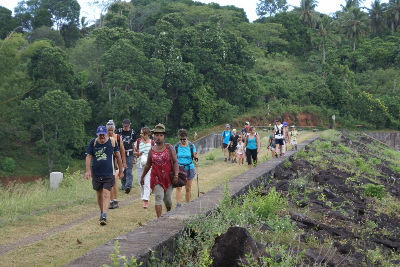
[136,140,152,168]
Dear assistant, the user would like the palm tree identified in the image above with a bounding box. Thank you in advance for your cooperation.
[316,15,339,63]
[297,0,319,28]
[341,0,365,11]
[337,7,369,51]
[388,0,400,33]
[366,0,386,35]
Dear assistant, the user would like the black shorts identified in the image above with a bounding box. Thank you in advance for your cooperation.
[92,175,115,191]
[275,138,284,146]
[246,148,257,165]
[223,143,229,149]
[228,146,237,152]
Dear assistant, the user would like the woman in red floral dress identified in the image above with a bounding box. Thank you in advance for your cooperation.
[141,124,178,217]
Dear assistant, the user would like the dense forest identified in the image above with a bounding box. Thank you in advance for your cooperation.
[0,0,400,173]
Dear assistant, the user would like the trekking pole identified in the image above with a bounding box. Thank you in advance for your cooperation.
[196,162,200,198]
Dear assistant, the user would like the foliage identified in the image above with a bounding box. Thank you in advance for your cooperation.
[363,183,386,200]
[104,240,143,267]
[0,157,16,173]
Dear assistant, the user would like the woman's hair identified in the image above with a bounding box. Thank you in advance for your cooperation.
[249,126,255,131]
[141,127,151,136]
[178,128,188,137]
[106,120,115,130]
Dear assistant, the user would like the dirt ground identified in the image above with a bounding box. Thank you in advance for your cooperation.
[0,131,317,267]
[262,131,400,266]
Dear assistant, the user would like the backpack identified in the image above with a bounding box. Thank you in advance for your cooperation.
[274,125,283,136]
[116,128,136,146]
[174,142,195,161]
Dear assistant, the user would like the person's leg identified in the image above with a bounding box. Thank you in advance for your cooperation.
[154,184,164,217]
[164,185,173,211]
[224,144,228,161]
[102,188,111,214]
[252,149,258,167]
[110,172,119,208]
[121,169,126,190]
[175,186,182,207]
[136,167,144,199]
[143,170,151,207]
[185,179,193,202]
[96,189,103,213]
[125,155,134,193]
[246,149,252,169]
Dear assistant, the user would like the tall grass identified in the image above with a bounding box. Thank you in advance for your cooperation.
[0,171,93,222]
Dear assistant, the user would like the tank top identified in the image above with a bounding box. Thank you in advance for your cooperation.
[247,135,257,149]
[150,146,172,192]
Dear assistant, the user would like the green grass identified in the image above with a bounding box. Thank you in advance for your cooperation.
[0,170,93,222]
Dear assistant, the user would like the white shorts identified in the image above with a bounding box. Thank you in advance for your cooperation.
[291,140,297,145]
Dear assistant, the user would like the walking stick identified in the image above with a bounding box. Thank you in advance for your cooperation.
[196,162,200,197]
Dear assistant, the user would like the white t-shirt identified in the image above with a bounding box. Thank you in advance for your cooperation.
[237,143,244,154]
[274,125,284,139]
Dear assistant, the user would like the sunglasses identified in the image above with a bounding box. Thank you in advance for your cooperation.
[180,138,187,141]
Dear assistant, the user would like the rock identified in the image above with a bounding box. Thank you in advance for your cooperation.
[211,226,265,267]
[323,188,337,200]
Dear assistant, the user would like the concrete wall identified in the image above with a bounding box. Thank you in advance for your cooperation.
[66,134,320,267]
[365,132,400,151]
[193,133,221,154]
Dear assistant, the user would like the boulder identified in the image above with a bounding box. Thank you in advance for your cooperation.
[211,226,264,267]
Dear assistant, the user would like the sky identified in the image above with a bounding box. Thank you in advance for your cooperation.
[1,0,390,23]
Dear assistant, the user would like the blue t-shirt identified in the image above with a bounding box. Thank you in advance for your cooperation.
[86,138,120,177]
[176,143,197,170]
[222,130,233,145]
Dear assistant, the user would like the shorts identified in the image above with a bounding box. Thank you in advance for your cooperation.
[153,184,173,207]
[222,143,228,149]
[246,149,257,165]
[186,167,195,180]
[238,153,245,159]
[92,175,115,191]
[275,138,284,146]
[291,140,297,145]
[228,146,237,152]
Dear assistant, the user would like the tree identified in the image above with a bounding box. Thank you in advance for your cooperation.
[367,0,387,35]
[341,0,365,11]
[47,0,80,30]
[20,90,90,172]
[256,0,288,17]
[297,0,319,28]
[0,7,18,39]
[388,0,400,33]
[316,15,339,63]
[337,7,369,51]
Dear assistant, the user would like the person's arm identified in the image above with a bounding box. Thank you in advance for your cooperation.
[170,145,179,178]
[118,136,126,168]
[140,151,152,185]
[256,134,261,153]
[132,142,137,164]
[85,155,92,180]
[114,151,124,178]
[243,136,247,150]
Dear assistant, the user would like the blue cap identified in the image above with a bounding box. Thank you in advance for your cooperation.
[283,122,288,126]
[96,126,107,135]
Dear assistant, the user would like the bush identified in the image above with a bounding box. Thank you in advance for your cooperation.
[248,187,287,220]
[205,152,215,160]
[0,157,16,173]
[363,183,386,200]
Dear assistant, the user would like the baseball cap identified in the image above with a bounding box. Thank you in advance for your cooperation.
[122,119,131,125]
[283,122,288,126]
[245,121,250,125]
[96,126,107,135]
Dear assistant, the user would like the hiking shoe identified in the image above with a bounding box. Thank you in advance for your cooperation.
[176,203,182,208]
[224,158,227,162]
[234,159,237,163]
[100,216,107,226]
[282,153,286,156]
[143,201,148,209]
[231,159,234,163]
[109,201,115,209]
[113,201,119,209]
[125,187,131,194]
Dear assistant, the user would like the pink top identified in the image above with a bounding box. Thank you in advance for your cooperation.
[150,147,172,192]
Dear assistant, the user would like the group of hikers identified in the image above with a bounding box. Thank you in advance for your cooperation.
[221,118,298,169]
[85,117,298,225]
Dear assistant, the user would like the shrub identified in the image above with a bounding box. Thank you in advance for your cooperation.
[363,183,386,200]
[205,152,215,161]
[249,187,287,220]
[0,157,16,173]
[282,159,292,169]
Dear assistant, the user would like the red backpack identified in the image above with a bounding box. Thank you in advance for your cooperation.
[136,138,155,151]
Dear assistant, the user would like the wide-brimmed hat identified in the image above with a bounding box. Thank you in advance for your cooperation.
[152,123,167,134]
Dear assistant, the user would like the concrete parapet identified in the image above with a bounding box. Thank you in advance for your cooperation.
[365,132,400,151]
[193,133,222,154]
[66,134,320,267]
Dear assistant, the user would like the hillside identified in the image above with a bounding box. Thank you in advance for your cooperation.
[168,130,400,266]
